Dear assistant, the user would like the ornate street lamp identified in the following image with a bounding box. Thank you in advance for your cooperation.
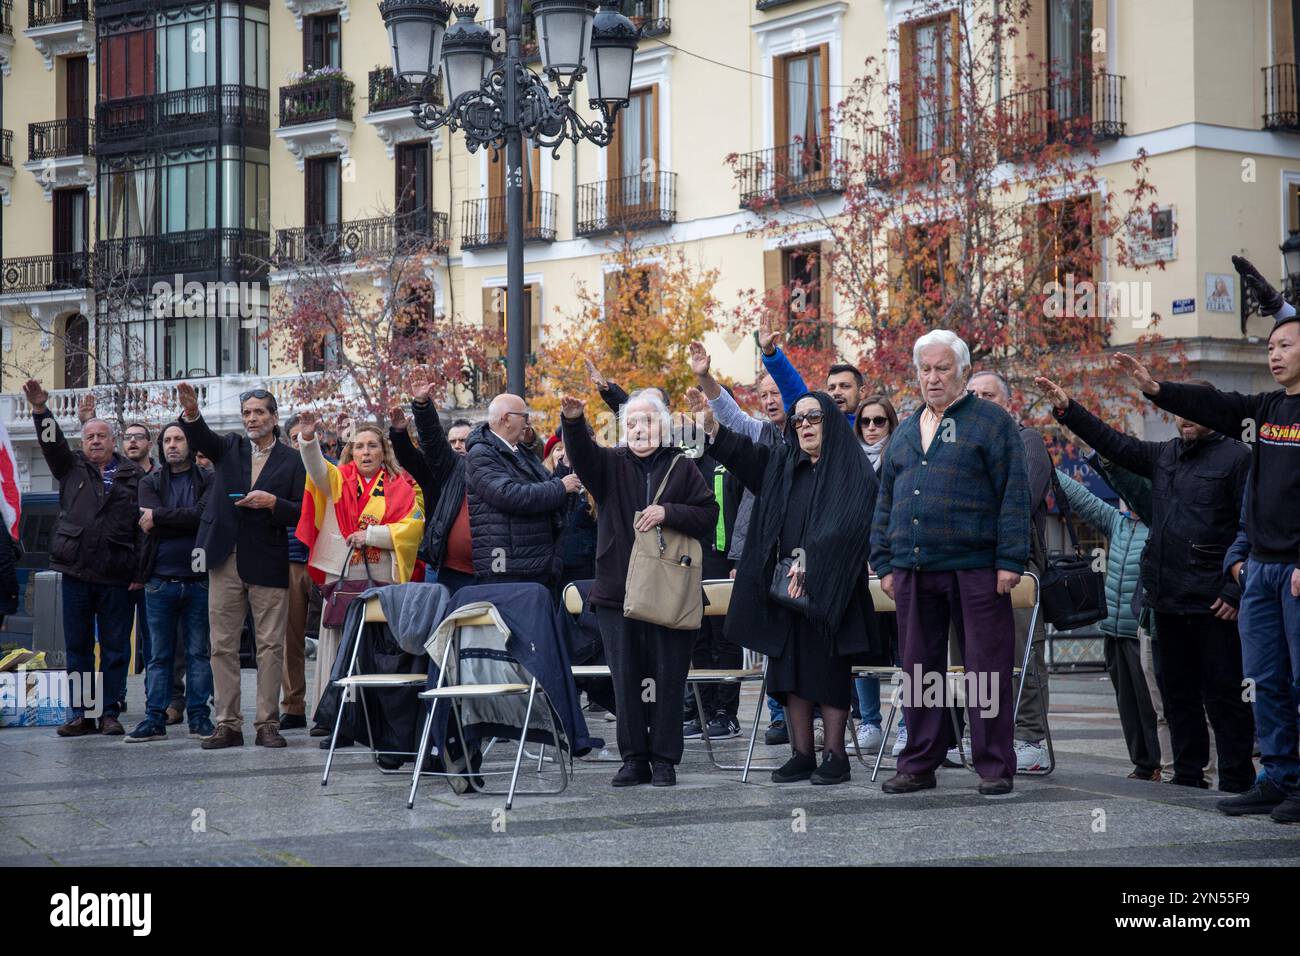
[380,0,638,397]
[1241,228,1300,334]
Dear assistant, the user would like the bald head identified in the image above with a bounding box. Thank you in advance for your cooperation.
[488,393,529,446]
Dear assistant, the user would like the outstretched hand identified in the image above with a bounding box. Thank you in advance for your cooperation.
[177,382,199,418]
[687,341,711,377]
[296,409,320,441]
[1232,254,1285,315]
[583,358,607,390]
[684,386,716,435]
[1113,353,1159,396]
[1033,376,1070,412]
[389,405,408,430]
[77,392,96,424]
[22,379,48,413]
[411,378,433,403]
[560,395,585,420]
[757,328,783,357]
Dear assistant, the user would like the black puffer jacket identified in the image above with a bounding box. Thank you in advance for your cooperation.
[1055,399,1249,613]
[463,422,567,580]
[391,399,465,569]
[35,410,147,586]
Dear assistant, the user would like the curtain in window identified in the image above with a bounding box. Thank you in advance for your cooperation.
[787,56,809,179]
[621,93,643,205]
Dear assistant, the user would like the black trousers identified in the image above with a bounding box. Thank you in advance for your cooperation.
[1105,634,1161,776]
[1152,612,1256,790]
[686,615,742,720]
[596,605,693,765]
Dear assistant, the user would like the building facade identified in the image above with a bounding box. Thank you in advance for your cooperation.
[2,0,1299,491]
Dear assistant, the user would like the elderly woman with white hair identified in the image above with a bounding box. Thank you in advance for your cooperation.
[869,329,1031,796]
[559,389,719,789]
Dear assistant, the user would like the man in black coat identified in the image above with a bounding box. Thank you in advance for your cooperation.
[464,393,579,590]
[1038,374,1255,792]
[24,379,146,737]
[128,423,215,743]
[177,383,305,750]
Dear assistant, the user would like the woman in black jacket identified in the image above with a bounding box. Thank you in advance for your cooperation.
[560,389,719,788]
[693,388,882,785]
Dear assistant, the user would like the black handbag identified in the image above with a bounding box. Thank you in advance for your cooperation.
[769,555,809,612]
[1033,470,1107,630]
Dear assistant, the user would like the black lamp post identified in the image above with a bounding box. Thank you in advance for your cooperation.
[1240,228,1300,335]
[379,0,638,398]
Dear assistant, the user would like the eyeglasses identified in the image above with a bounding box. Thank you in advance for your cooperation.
[790,411,825,428]
[123,433,150,442]
[861,416,890,428]
[502,411,531,421]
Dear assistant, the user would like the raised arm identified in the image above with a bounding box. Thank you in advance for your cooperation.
[410,393,459,483]
[176,382,225,462]
[559,397,613,502]
[24,380,77,481]
[1054,469,1121,541]
[761,346,810,414]
[1148,382,1257,441]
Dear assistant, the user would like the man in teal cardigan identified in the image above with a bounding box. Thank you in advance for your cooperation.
[1055,465,1160,780]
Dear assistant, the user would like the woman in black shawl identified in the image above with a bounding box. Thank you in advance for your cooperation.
[691,387,883,785]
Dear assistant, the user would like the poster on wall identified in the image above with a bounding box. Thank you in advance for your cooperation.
[1205,273,1235,313]
[1131,206,1176,265]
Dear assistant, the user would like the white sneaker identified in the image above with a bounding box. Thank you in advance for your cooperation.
[1015,739,1048,773]
[890,724,909,757]
[854,723,884,754]
[945,737,972,768]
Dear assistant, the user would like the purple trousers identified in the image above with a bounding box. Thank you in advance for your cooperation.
[893,568,1016,780]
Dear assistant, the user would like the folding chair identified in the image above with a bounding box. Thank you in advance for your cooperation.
[859,571,1051,781]
[321,595,430,787]
[407,603,569,811]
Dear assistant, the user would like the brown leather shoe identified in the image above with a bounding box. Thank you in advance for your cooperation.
[255,725,288,748]
[978,776,1013,796]
[57,716,100,738]
[882,771,937,794]
[164,706,184,725]
[1127,768,1162,781]
[98,715,125,736]
[201,724,245,749]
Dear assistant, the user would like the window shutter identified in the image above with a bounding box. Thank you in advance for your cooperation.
[1272,0,1295,64]
[774,53,790,145]
[528,285,541,356]
[1018,0,1048,88]
[482,285,501,334]
[816,44,831,142]
[818,242,834,348]
[898,21,916,130]
[1091,0,1108,73]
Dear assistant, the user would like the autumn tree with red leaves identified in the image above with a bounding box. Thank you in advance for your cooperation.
[728,0,1181,422]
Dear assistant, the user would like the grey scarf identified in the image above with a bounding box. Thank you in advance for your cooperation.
[862,436,889,472]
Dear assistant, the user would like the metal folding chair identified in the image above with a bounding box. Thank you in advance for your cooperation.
[407,604,569,810]
[321,595,430,787]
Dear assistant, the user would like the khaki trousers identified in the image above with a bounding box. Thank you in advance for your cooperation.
[209,554,289,732]
[281,562,313,717]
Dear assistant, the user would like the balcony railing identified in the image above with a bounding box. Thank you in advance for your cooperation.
[999,71,1125,159]
[97,85,269,142]
[464,360,507,408]
[28,118,93,160]
[280,75,354,127]
[1263,63,1299,132]
[2,0,12,36]
[0,251,91,294]
[27,0,89,26]
[461,192,558,249]
[619,0,670,36]
[1,129,12,167]
[736,137,847,209]
[857,106,962,185]
[273,210,450,266]
[94,228,269,284]
[367,67,444,112]
[577,170,676,236]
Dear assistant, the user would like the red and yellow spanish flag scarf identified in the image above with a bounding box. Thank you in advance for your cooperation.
[296,461,424,586]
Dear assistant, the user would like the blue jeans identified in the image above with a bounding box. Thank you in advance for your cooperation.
[143,576,212,727]
[767,696,784,723]
[1239,559,1300,794]
[61,576,134,720]
[854,676,882,728]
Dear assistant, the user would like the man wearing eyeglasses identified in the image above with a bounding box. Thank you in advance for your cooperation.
[177,383,306,750]
[464,393,579,592]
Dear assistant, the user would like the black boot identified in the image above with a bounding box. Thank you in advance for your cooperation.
[811,750,851,785]
[771,750,817,783]
[611,759,652,788]
[650,759,676,787]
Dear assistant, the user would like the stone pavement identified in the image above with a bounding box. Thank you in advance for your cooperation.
[2,668,1298,867]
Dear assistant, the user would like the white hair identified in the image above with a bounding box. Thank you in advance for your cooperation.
[913,329,971,374]
[619,389,671,446]
[82,417,117,440]
[487,393,521,425]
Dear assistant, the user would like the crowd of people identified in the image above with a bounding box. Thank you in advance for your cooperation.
[22,255,1300,820]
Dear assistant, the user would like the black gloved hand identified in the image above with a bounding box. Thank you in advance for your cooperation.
[1232,255,1285,316]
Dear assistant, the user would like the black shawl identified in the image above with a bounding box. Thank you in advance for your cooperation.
[734,391,878,638]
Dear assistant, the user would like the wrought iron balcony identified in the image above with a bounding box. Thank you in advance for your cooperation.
[27,0,89,26]
[2,0,12,35]
[273,210,450,266]
[577,170,676,236]
[998,71,1125,160]
[28,118,93,160]
[1,129,11,167]
[856,107,961,186]
[0,251,91,294]
[1263,63,1299,132]
[736,137,847,209]
[620,0,670,36]
[96,85,269,144]
[367,67,444,112]
[94,228,270,286]
[280,75,354,127]
[461,192,558,249]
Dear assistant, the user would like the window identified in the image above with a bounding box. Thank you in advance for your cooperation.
[65,57,88,121]
[1036,195,1099,332]
[305,156,341,228]
[157,7,217,93]
[162,153,216,233]
[53,189,89,286]
[303,330,340,373]
[1047,0,1093,119]
[604,265,663,322]
[63,314,89,389]
[488,140,543,232]
[482,284,541,360]
[99,28,156,100]
[899,13,959,155]
[304,14,341,70]
[395,143,430,218]
[608,86,658,210]
[222,148,270,233]
[782,246,829,351]
[774,45,830,179]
